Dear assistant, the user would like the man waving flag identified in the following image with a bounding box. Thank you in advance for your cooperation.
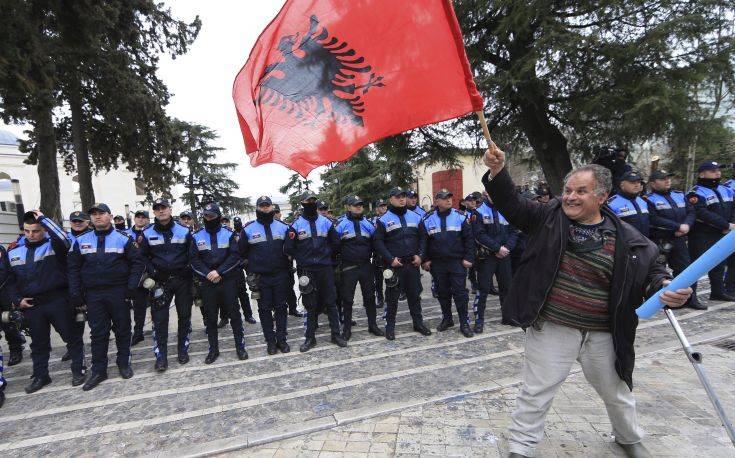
[233,0,484,176]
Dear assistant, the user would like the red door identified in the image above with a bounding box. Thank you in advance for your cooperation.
[432,169,463,209]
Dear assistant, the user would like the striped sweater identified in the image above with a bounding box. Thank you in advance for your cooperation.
[540,219,616,332]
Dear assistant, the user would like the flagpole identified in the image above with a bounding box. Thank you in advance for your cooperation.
[475,111,493,146]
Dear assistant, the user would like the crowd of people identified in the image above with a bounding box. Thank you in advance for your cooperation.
[0,150,729,457]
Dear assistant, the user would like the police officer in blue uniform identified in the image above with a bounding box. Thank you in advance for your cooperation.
[125,210,150,345]
[335,196,384,340]
[687,161,735,302]
[373,188,432,340]
[406,190,427,218]
[4,211,85,393]
[139,198,194,371]
[232,216,257,326]
[645,170,704,309]
[190,202,247,364]
[607,171,650,237]
[419,190,475,337]
[274,204,304,318]
[239,196,292,355]
[371,199,389,311]
[285,192,348,352]
[68,203,142,391]
[472,193,516,333]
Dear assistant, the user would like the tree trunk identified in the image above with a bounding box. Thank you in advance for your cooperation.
[34,103,63,223]
[69,87,95,211]
[188,172,197,218]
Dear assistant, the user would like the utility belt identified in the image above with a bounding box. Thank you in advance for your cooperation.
[654,239,675,264]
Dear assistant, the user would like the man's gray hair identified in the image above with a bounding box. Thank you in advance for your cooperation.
[563,164,612,196]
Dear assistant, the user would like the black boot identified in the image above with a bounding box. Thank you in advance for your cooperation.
[331,334,348,347]
[437,318,454,332]
[72,370,86,387]
[0,391,4,409]
[276,341,290,353]
[236,347,249,360]
[131,331,144,346]
[8,349,22,366]
[118,365,134,379]
[155,357,168,373]
[460,324,474,338]
[709,292,735,302]
[368,324,385,337]
[204,350,220,364]
[473,320,484,334]
[687,298,707,310]
[300,337,317,352]
[342,308,353,341]
[244,316,257,324]
[267,341,277,355]
[413,322,432,336]
[82,372,107,391]
[385,322,396,340]
[25,375,52,394]
[178,352,190,365]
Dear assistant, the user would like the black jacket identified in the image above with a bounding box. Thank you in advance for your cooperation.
[484,168,669,390]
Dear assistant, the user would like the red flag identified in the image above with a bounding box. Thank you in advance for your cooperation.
[233,0,484,177]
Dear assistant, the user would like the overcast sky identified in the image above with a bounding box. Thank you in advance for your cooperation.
[1,0,321,199]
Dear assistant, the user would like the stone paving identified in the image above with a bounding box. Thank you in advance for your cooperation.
[0,277,732,457]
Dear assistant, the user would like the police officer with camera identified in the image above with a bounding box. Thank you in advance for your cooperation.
[139,198,194,371]
[607,171,650,237]
[4,211,85,393]
[68,203,142,391]
[373,188,432,340]
[419,190,475,337]
[240,196,292,355]
[645,170,703,309]
[687,161,735,302]
[125,210,150,345]
[190,202,248,364]
[335,196,384,340]
[285,192,348,352]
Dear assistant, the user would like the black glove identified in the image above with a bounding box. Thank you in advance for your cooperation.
[70,295,84,308]
[125,289,137,300]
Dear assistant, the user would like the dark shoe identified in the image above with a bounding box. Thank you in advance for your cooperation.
[709,293,735,302]
[8,349,22,366]
[276,341,290,353]
[0,391,4,409]
[204,350,220,364]
[244,316,257,324]
[72,371,86,387]
[82,372,107,391]
[331,334,348,347]
[61,350,71,362]
[460,325,474,338]
[178,352,190,365]
[473,321,484,334]
[25,376,52,394]
[413,323,432,336]
[118,365,134,379]
[398,292,407,302]
[217,318,228,328]
[131,332,144,346]
[155,358,168,373]
[437,319,454,332]
[342,326,352,341]
[616,442,652,458]
[289,310,305,318]
[385,327,395,341]
[300,337,317,352]
[687,299,707,310]
[368,325,385,337]
[267,342,278,355]
[236,347,249,360]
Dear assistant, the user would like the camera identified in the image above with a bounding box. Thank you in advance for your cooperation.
[246,274,261,300]
[383,269,399,288]
[141,275,170,311]
[298,275,314,295]
[1,309,28,334]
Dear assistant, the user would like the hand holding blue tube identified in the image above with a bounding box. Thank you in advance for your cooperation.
[637,230,735,319]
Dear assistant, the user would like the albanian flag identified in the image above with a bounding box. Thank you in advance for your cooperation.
[233,0,484,177]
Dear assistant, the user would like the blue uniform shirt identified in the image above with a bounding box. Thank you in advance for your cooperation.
[139,220,191,276]
[419,208,475,262]
[475,202,518,250]
[335,213,375,264]
[239,218,291,274]
[644,190,695,239]
[607,194,651,237]
[687,183,734,234]
[373,207,423,262]
[284,214,338,269]
[189,226,240,282]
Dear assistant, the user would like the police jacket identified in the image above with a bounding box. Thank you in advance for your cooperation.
[139,219,192,277]
[5,216,70,305]
[189,226,240,282]
[68,226,143,298]
[372,206,422,262]
[408,205,427,218]
[419,208,475,262]
[466,208,500,253]
[284,213,338,269]
[239,213,291,274]
[475,202,518,251]
[607,193,651,237]
[644,190,695,239]
[68,228,91,246]
[688,180,734,234]
[125,226,145,245]
[335,212,375,264]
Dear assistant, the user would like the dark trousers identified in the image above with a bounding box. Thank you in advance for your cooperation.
[286,271,299,314]
[236,269,254,319]
[660,237,698,302]
[340,261,379,328]
[256,271,289,344]
[373,259,385,305]
[86,286,131,374]
[430,259,470,326]
[1,320,25,352]
[151,275,193,359]
[468,266,478,292]
[474,255,512,323]
[689,232,727,296]
[25,295,84,378]
[726,254,735,294]
[201,276,244,352]
[302,267,342,339]
[384,264,424,332]
[131,287,149,335]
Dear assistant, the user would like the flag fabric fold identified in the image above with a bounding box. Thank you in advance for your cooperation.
[233,0,484,176]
